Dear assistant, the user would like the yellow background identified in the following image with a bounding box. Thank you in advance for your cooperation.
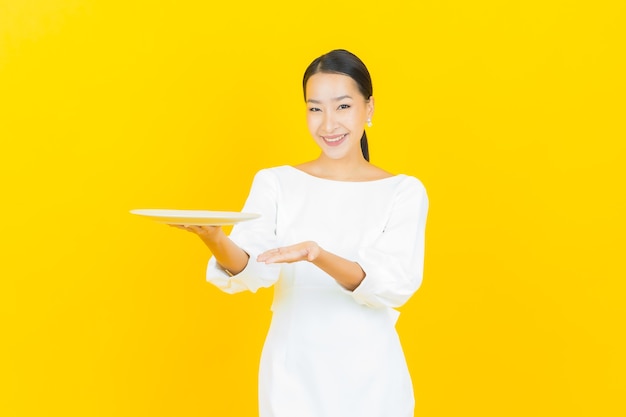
[1,0,624,415]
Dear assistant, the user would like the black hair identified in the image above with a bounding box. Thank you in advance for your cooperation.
[302,49,373,161]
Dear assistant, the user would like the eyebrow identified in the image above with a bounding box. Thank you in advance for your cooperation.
[306,95,353,104]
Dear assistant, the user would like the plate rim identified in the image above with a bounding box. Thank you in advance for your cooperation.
[129,209,261,225]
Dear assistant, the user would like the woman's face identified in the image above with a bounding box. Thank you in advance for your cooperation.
[305,72,374,160]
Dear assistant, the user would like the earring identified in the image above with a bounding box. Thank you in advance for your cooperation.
[367,118,373,128]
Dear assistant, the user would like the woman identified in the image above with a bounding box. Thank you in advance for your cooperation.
[179,49,428,417]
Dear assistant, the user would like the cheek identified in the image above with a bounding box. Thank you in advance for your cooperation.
[342,110,362,127]
[306,114,318,131]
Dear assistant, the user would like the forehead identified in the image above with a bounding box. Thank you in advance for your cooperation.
[305,72,361,100]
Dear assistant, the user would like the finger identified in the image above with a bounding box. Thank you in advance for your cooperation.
[257,249,284,263]
[169,224,188,230]
[173,224,201,233]
[260,254,287,264]
[257,252,276,262]
[258,247,280,260]
[260,249,309,264]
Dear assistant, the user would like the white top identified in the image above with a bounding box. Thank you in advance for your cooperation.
[207,165,429,417]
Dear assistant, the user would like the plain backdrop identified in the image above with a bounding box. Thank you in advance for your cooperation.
[1,0,624,415]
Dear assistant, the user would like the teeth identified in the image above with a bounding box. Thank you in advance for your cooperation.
[325,134,346,142]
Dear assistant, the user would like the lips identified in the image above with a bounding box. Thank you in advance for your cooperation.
[322,133,348,146]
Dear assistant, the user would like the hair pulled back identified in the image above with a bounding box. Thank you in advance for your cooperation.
[302,49,373,161]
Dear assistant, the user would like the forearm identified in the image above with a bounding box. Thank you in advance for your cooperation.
[311,247,365,291]
[199,229,249,275]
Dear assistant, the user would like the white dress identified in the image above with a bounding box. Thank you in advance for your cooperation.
[207,166,428,417]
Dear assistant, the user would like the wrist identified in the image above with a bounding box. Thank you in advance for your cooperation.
[199,226,225,246]
[308,243,323,263]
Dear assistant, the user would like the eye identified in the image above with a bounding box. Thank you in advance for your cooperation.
[309,107,321,112]
[338,104,351,110]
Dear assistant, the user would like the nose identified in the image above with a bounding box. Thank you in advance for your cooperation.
[322,111,337,132]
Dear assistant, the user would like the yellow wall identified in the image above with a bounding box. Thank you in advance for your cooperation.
[1,1,624,415]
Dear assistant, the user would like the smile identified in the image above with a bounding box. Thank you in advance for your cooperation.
[322,133,348,144]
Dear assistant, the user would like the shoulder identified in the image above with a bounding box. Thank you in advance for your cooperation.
[253,165,290,178]
[396,174,427,192]
[249,165,296,187]
[391,174,428,209]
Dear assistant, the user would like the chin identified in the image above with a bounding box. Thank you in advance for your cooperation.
[322,149,359,161]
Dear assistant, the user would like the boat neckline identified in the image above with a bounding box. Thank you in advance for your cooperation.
[283,165,402,184]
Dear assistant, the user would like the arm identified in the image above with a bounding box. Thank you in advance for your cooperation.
[351,177,429,307]
[170,170,281,293]
[206,169,281,293]
[175,225,249,275]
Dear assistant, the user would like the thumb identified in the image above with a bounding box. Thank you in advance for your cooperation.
[306,244,321,262]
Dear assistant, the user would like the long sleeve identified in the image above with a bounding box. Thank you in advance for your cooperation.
[351,177,429,308]
[206,169,282,293]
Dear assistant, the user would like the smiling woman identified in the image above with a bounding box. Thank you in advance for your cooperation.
[175,49,429,417]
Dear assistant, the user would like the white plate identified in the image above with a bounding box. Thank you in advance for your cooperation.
[130,209,260,226]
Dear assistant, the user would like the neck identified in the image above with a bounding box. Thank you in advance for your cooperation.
[314,153,369,180]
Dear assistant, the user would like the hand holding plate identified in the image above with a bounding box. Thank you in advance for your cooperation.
[169,224,222,238]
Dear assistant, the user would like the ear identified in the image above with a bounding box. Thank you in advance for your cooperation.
[366,96,375,120]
